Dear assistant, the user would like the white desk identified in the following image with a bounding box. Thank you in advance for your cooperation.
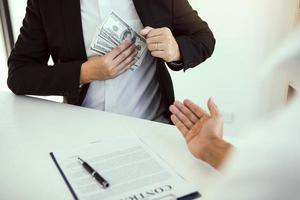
[0,91,218,200]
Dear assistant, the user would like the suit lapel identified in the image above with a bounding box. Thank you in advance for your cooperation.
[133,0,155,27]
[60,0,156,61]
[61,0,87,60]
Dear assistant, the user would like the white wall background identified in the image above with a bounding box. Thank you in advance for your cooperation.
[169,0,299,134]
[2,0,299,134]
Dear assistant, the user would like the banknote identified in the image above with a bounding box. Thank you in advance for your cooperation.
[90,12,148,70]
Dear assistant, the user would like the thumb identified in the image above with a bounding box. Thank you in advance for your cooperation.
[207,97,220,118]
[140,26,153,37]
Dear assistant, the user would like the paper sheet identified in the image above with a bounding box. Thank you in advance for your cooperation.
[51,135,200,200]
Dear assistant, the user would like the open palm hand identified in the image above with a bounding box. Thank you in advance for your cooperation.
[170,98,228,168]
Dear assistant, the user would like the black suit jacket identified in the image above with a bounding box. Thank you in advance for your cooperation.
[7,0,215,119]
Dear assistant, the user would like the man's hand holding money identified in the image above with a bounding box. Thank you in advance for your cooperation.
[141,26,182,63]
[80,41,138,84]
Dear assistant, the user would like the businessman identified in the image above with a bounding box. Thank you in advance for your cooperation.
[170,27,300,199]
[7,0,215,123]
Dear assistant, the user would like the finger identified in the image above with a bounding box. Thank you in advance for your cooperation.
[114,49,138,72]
[171,114,189,137]
[208,97,221,117]
[113,44,136,66]
[108,40,132,59]
[140,26,154,36]
[147,28,167,38]
[150,50,165,59]
[146,35,165,44]
[183,99,209,118]
[148,43,165,51]
[114,59,136,77]
[174,101,199,124]
[169,104,194,129]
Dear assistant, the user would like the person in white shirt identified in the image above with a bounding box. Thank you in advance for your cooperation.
[170,27,300,199]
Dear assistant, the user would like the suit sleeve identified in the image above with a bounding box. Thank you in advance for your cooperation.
[169,0,216,71]
[7,0,84,96]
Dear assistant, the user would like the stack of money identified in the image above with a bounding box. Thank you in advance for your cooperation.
[90,12,148,70]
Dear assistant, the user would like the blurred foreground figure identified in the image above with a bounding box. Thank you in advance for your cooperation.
[170,27,300,200]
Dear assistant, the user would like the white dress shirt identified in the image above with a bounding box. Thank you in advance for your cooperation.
[80,0,167,123]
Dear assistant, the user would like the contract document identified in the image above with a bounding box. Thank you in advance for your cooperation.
[50,135,201,200]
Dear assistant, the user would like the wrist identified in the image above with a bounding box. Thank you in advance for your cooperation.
[202,137,232,169]
[167,60,184,71]
[171,43,182,62]
[80,61,93,84]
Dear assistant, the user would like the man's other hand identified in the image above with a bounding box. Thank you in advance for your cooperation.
[170,98,232,169]
[141,26,181,63]
[80,40,138,84]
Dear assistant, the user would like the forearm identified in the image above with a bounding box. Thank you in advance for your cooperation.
[7,0,84,97]
[202,138,233,169]
[175,34,215,70]
[7,60,83,96]
[171,0,216,71]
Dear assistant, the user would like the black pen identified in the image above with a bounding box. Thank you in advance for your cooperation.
[78,157,110,188]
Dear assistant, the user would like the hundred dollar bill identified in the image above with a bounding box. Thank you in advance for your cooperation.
[90,12,148,70]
